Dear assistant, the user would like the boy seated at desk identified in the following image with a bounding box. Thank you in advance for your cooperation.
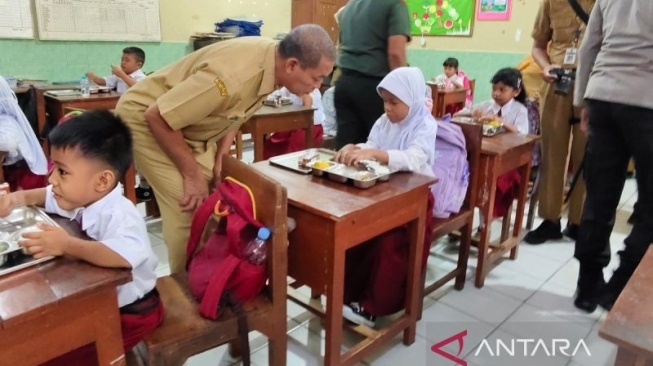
[87,47,153,201]
[86,46,147,95]
[0,110,163,365]
[0,76,48,191]
[263,86,325,159]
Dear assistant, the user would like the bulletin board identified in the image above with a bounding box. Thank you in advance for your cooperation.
[407,0,475,37]
[35,0,161,42]
[0,0,35,39]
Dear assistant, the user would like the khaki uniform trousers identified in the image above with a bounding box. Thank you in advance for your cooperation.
[538,83,587,225]
[132,126,215,274]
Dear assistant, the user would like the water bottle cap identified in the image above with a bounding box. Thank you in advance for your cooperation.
[257,227,271,240]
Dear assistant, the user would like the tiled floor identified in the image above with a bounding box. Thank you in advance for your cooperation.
[140,149,636,365]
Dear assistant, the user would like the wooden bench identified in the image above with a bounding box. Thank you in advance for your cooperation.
[129,155,288,366]
[419,121,482,315]
[599,246,653,366]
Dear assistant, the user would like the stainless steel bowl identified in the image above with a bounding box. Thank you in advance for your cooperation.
[327,171,349,183]
[350,171,379,189]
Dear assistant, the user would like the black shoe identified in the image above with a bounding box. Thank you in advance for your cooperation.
[343,303,376,328]
[599,266,633,311]
[136,186,153,201]
[563,223,579,241]
[523,220,562,245]
[574,267,606,313]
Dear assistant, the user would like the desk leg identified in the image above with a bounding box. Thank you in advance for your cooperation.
[324,246,346,366]
[95,288,126,366]
[476,156,498,288]
[253,125,264,162]
[403,198,426,346]
[510,162,532,260]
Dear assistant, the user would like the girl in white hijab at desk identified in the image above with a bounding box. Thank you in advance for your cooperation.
[0,76,48,191]
[335,67,437,327]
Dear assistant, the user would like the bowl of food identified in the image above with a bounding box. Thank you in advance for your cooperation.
[350,171,379,189]
[327,165,349,183]
[308,160,335,176]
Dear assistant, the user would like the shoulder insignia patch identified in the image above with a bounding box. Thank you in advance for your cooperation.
[214,78,228,96]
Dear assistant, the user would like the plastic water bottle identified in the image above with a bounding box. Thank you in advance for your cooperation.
[80,76,90,98]
[243,227,271,265]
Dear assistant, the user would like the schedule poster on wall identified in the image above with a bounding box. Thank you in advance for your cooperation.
[35,0,161,42]
[407,0,475,37]
[0,0,35,39]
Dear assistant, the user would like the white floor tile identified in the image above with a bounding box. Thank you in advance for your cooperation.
[570,326,617,366]
[364,336,429,366]
[518,241,575,263]
[417,302,494,343]
[495,247,568,281]
[440,285,523,325]
[478,264,546,302]
[500,303,593,341]
[526,281,604,323]
[547,260,580,291]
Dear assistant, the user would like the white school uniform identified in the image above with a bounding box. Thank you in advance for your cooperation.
[104,69,147,95]
[358,67,437,177]
[474,98,529,134]
[45,184,158,307]
[433,73,463,87]
[321,86,337,136]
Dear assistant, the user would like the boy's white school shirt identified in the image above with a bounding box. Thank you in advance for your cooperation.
[104,68,147,95]
[474,98,529,134]
[45,184,158,307]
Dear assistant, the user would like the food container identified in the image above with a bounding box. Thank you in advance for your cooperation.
[269,148,336,174]
[326,165,349,183]
[0,206,58,269]
[349,171,379,189]
[306,160,336,177]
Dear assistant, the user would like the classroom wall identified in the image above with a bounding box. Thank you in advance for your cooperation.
[0,0,291,82]
[0,0,538,101]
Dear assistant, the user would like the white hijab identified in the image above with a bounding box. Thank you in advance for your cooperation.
[374,67,436,162]
[0,77,48,174]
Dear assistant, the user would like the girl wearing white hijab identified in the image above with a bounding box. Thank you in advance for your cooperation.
[336,66,437,176]
[336,67,437,327]
[0,76,48,191]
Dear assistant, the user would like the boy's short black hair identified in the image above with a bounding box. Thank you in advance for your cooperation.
[123,47,146,65]
[49,110,133,178]
[443,57,459,69]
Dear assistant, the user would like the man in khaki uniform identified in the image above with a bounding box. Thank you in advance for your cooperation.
[116,25,335,273]
[524,0,595,245]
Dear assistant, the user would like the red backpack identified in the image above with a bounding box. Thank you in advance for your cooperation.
[185,177,269,365]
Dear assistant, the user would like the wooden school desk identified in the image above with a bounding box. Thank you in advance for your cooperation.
[240,105,315,162]
[251,161,435,366]
[428,84,468,118]
[600,246,653,366]
[0,216,131,366]
[474,132,539,287]
[44,91,121,127]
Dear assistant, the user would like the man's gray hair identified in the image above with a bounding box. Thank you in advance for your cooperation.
[278,24,336,68]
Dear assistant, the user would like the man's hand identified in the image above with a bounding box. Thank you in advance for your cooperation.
[543,64,561,83]
[179,172,209,212]
[580,106,589,134]
[0,192,18,217]
[20,223,71,259]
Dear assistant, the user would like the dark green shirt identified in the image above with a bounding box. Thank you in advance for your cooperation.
[337,0,411,78]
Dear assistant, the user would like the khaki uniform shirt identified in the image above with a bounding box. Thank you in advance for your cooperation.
[116,37,276,154]
[531,0,595,66]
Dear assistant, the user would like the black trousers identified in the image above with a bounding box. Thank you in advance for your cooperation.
[574,100,653,278]
[334,69,385,149]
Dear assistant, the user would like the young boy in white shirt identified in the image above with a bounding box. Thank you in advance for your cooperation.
[0,110,163,365]
[86,47,147,95]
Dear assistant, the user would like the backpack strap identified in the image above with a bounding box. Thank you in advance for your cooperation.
[186,190,222,270]
[198,253,241,319]
[223,292,252,366]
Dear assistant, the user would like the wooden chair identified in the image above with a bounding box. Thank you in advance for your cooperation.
[420,121,482,314]
[129,155,288,366]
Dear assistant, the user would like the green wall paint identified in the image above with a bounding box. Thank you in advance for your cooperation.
[408,49,527,103]
[1,39,526,103]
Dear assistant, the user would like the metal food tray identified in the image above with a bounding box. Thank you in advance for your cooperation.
[307,160,391,189]
[0,206,58,276]
[451,117,505,137]
[269,148,337,174]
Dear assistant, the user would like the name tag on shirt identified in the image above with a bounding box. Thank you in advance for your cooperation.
[564,47,578,66]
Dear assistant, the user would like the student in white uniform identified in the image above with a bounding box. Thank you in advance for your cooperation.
[0,76,48,191]
[467,68,529,134]
[87,47,147,95]
[0,110,163,365]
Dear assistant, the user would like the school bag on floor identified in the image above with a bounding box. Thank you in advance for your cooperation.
[186,176,268,366]
[431,117,469,218]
